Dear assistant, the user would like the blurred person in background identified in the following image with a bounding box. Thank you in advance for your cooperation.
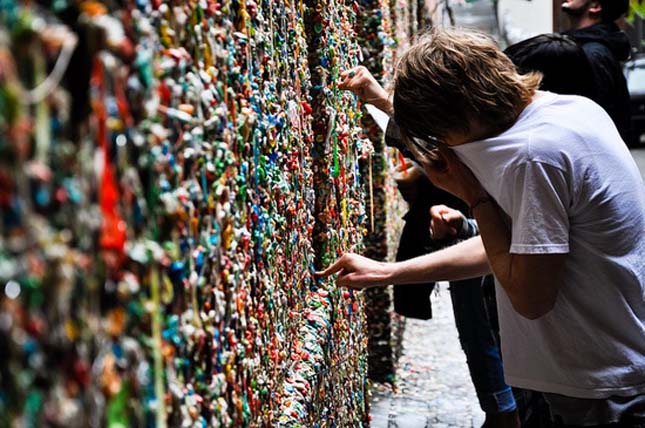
[561,0,631,141]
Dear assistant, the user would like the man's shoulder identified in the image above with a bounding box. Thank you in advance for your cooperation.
[580,41,614,62]
[526,93,600,127]
[522,95,607,157]
[567,22,631,63]
[499,93,596,149]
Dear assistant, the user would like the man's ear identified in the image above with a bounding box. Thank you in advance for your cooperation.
[588,1,602,18]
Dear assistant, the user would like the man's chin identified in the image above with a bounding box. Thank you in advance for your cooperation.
[561,1,587,17]
[561,5,585,17]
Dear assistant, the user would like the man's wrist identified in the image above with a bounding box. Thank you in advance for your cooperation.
[386,261,402,285]
[374,95,393,115]
[456,214,471,238]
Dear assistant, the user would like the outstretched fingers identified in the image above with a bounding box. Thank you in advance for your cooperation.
[337,272,372,290]
[316,253,390,290]
[316,254,351,278]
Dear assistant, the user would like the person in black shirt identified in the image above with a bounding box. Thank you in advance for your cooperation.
[561,0,631,141]
[504,33,596,99]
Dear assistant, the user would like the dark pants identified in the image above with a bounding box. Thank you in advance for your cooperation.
[450,276,517,414]
[546,391,645,427]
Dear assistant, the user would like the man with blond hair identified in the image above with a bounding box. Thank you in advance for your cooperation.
[324,28,645,426]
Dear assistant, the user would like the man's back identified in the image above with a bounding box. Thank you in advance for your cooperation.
[451,92,645,398]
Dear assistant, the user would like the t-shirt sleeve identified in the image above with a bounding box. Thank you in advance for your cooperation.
[509,161,571,254]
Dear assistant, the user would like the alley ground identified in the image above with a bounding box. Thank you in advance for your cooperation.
[370,285,486,428]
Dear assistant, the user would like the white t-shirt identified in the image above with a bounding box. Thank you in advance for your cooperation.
[452,92,645,399]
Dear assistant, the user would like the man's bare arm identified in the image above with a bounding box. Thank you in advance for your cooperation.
[316,236,490,289]
[391,236,490,284]
[472,197,566,320]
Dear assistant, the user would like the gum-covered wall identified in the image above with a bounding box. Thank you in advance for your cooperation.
[0,0,420,426]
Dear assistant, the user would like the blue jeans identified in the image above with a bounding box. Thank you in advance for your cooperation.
[450,276,517,414]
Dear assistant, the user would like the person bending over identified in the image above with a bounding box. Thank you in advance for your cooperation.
[322,28,645,427]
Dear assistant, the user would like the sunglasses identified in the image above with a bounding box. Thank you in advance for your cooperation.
[404,129,450,170]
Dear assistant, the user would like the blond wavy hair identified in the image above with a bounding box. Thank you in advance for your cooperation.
[393,28,542,142]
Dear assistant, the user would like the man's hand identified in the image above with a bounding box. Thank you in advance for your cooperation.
[316,253,393,290]
[430,205,465,240]
[423,147,487,206]
[339,66,392,114]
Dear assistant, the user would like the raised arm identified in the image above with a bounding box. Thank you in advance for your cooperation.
[339,66,392,114]
[339,66,417,159]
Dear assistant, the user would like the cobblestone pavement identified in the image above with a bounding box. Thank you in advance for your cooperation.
[370,284,485,428]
